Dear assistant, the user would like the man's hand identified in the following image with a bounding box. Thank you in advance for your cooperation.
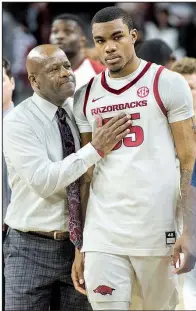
[92,113,132,156]
[171,233,196,274]
[71,248,86,295]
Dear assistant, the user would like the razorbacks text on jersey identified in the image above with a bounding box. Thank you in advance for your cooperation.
[73,59,194,256]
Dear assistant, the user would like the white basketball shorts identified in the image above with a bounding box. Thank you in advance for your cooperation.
[84,252,178,310]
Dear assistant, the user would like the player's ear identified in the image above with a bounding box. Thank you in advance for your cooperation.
[130,29,138,45]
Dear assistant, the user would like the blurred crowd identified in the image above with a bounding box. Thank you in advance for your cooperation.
[3,2,196,105]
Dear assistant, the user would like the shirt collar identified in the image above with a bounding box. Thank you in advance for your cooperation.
[32,92,72,121]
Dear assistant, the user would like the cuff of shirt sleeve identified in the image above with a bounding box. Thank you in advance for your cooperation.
[77,142,102,168]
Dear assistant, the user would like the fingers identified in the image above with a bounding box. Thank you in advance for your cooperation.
[94,115,103,128]
[172,253,195,275]
[113,119,132,136]
[115,128,131,142]
[105,113,130,129]
[71,263,87,295]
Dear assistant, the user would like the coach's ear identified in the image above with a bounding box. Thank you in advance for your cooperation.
[28,74,39,89]
[131,28,138,45]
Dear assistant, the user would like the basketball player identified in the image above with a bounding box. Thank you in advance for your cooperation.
[72,7,196,310]
[172,57,196,310]
[50,13,105,92]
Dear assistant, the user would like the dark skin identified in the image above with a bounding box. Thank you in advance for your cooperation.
[92,18,140,77]
[72,18,196,295]
[26,44,76,106]
[50,19,86,71]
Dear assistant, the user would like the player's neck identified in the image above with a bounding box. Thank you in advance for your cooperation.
[109,54,141,79]
[69,50,86,71]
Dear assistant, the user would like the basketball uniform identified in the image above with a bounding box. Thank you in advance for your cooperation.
[73,59,194,310]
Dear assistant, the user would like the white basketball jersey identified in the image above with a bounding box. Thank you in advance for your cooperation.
[73,59,194,256]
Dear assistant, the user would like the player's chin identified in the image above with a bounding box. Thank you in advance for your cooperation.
[109,63,123,73]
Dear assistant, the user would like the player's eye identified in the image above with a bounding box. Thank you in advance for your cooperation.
[114,35,123,41]
[96,39,104,44]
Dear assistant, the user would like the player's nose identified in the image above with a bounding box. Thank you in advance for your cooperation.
[105,41,117,54]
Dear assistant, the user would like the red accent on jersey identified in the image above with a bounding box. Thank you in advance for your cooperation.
[83,77,94,117]
[137,86,149,98]
[103,113,144,150]
[93,285,115,296]
[153,66,167,117]
[101,62,152,95]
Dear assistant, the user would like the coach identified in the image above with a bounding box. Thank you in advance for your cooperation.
[3,44,131,311]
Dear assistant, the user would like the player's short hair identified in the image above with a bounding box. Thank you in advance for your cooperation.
[52,13,87,35]
[3,57,12,79]
[91,6,133,31]
[171,57,196,75]
[136,39,174,66]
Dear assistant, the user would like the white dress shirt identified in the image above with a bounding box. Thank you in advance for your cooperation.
[3,93,101,232]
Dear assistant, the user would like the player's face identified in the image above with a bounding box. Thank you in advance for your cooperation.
[92,19,137,73]
[50,20,85,56]
[183,73,196,114]
[3,67,15,109]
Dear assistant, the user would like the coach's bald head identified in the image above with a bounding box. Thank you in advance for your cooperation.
[26,44,76,106]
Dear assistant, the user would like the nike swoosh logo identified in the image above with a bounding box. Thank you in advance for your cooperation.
[92,96,104,102]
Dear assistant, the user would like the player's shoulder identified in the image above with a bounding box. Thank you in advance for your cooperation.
[74,73,101,100]
[154,62,185,81]
[74,83,88,101]
[150,62,188,89]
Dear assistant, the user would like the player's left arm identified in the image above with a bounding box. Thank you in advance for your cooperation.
[161,70,196,273]
[170,117,195,228]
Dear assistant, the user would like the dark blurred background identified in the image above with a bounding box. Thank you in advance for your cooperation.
[3,2,196,104]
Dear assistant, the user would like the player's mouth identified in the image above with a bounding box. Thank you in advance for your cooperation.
[105,55,121,65]
[55,41,66,48]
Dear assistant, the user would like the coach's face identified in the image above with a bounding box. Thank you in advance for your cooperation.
[92,18,137,74]
[30,50,76,104]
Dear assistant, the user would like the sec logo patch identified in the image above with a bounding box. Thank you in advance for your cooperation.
[137,86,149,98]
